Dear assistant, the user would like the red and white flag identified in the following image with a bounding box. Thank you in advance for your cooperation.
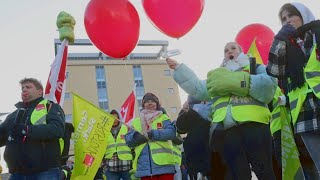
[120,90,136,125]
[44,39,69,106]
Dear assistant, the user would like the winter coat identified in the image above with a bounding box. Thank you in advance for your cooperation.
[125,118,176,178]
[0,97,65,174]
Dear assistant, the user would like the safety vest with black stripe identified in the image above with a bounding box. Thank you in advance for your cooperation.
[288,46,320,125]
[270,87,283,135]
[210,65,271,124]
[131,114,175,171]
[31,99,64,153]
[104,125,133,160]
[172,144,182,165]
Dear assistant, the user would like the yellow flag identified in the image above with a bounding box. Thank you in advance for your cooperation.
[71,93,115,180]
[247,38,264,65]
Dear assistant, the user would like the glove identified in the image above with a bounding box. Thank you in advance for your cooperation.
[207,68,231,96]
[12,124,29,142]
[56,11,76,44]
[275,24,298,41]
[207,67,250,97]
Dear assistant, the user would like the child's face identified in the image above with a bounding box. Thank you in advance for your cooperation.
[224,42,241,60]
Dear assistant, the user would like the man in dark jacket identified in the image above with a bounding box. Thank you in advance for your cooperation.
[176,97,226,180]
[0,78,65,179]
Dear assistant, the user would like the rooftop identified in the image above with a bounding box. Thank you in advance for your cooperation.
[54,39,170,60]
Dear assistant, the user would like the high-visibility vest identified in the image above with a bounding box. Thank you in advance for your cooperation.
[172,144,182,165]
[131,114,175,171]
[104,125,133,160]
[288,46,319,125]
[210,65,271,124]
[270,87,283,135]
[30,99,64,153]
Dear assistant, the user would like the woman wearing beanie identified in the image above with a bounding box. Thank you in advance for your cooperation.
[125,93,177,180]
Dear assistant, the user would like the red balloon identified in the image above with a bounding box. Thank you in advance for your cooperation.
[235,23,274,65]
[84,0,140,58]
[142,0,204,38]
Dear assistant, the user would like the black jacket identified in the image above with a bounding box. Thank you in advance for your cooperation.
[0,97,65,174]
[177,108,211,175]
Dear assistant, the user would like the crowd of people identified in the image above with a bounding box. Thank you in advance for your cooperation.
[0,2,319,180]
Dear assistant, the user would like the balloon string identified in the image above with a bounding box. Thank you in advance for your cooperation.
[123,57,135,91]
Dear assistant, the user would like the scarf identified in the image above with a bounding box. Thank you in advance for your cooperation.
[220,52,250,72]
[286,33,314,90]
[140,109,163,136]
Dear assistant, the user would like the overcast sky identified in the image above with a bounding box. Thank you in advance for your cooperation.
[0,0,319,113]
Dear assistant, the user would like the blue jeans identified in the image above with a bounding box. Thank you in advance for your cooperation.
[105,170,131,180]
[10,168,62,180]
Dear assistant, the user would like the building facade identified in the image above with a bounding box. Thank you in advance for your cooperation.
[57,39,182,122]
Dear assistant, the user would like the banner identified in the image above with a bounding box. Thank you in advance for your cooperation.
[44,39,69,106]
[120,90,136,125]
[281,107,305,180]
[71,93,115,180]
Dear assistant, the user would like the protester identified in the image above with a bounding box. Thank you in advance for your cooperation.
[0,78,65,179]
[166,42,277,179]
[103,109,133,180]
[267,2,320,178]
[171,127,184,180]
[125,93,176,180]
[61,122,74,165]
[176,98,213,180]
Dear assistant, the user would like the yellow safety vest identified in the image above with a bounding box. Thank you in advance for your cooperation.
[270,87,283,135]
[288,46,319,125]
[30,99,64,153]
[172,144,182,165]
[131,114,175,171]
[210,65,271,124]
[104,125,133,160]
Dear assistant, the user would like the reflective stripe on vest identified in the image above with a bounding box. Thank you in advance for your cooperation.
[211,96,271,124]
[131,114,175,171]
[270,87,283,135]
[105,125,133,160]
[210,64,271,124]
[30,99,64,154]
[172,144,182,165]
[305,45,320,98]
[288,46,319,124]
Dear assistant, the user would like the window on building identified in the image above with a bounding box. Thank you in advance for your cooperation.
[168,88,174,94]
[133,65,143,78]
[95,66,109,111]
[96,65,105,81]
[97,81,106,88]
[133,65,145,109]
[99,101,109,111]
[137,99,143,109]
[65,114,72,123]
[65,93,71,100]
[171,107,177,113]
[164,70,171,76]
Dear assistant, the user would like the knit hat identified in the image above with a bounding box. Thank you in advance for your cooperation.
[142,93,160,108]
[110,109,120,119]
